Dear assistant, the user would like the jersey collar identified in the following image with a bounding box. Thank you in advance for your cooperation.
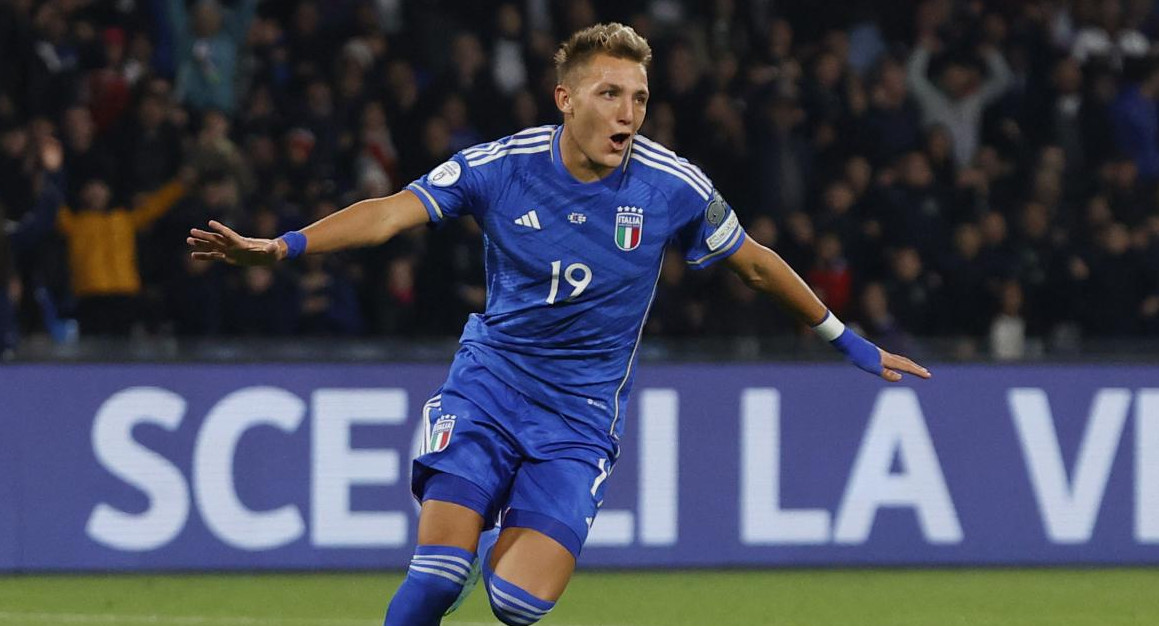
[550,125,628,190]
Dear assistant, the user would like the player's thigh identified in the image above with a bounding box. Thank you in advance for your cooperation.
[505,453,611,555]
[416,499,485,551]
[491,452,611,600]
[490,526,576,601]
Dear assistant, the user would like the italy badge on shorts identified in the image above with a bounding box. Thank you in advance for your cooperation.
[429,415,456,453]
[614,206,644,251]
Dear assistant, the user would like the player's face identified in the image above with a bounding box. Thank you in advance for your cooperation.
[557,54,649,177]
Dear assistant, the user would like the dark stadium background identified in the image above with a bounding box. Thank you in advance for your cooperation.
[2,0,1158,362]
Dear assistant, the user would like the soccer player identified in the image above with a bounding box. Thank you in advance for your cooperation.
[188,23,930,626]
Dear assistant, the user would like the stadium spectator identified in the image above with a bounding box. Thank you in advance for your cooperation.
[1070,0,1151,68]
[940,222,993,337]
[186,109,253,197]
[1036,56,1110,177]
[61,107,114,203]
[862,56,923,166]
[880,150,952,257]
[1081,221,1150,335]
[884,246,941,335]
[116,92,184,196]
[688,92,747,202]
[491,3,529,96]
[751,91,812,218]
[0,138,63,356]
[1010,202,1056,329]
[56,171,189,335]
[1109,56,1159,182]
[353,101,400,195]
[907,33,1013,166]
[807,232,853,318]
[855,280,918,356]
[29,1,83,120]
[990,279,1028,360]
[437,32,501,135]
[168,0,257,114]
[85,27,135,134]
[285,0,333,83]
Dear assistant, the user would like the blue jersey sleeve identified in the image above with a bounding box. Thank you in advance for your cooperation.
[405,153,487,223]
[676,188,746,269]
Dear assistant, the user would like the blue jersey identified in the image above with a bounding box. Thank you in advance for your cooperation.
[406,125,745,444]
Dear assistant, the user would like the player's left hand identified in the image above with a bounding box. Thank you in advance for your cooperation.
[879,348,931,382]
[824,319,931,382]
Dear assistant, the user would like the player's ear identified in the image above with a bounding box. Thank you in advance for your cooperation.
[555,84,572,115]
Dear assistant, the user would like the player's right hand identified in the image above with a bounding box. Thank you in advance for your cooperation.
[188,220,285,266]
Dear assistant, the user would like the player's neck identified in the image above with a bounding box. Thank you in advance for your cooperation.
[559,124,615,183]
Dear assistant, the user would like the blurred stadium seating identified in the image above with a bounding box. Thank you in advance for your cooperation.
[2,0,1159,363]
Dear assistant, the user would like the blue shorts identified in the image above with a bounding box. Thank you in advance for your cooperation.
[411,347,615,558]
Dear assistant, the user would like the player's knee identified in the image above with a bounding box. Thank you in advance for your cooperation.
[486,573,556,625]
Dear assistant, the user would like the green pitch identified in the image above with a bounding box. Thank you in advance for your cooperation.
[1,569,1156,625]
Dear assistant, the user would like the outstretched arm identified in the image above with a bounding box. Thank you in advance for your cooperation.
[976,45,1013,105]
[131,178,187,230]
[906,39,948,116]
[724,236,930,382]
[187,189,431,265]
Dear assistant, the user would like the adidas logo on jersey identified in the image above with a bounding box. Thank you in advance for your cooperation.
[514,210,541,230]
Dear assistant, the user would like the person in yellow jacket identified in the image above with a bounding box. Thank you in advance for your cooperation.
[57,173,189,335]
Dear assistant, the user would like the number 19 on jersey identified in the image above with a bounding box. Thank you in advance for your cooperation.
[546,260,592,304]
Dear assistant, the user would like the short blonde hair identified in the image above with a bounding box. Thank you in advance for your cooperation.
[553,23,652,85]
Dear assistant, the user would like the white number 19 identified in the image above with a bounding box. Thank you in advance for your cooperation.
[546,260,592,304]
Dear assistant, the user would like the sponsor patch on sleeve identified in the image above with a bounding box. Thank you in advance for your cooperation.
[706,211,739,250]
[428,160,462,187]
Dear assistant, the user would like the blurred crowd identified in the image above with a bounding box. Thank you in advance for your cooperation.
[2,0,1159,360]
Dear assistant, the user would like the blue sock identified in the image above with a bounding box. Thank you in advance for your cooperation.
[384,545,474,626]
[487,571,556,626]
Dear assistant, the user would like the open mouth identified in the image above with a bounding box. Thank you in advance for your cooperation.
[610,133,631,151]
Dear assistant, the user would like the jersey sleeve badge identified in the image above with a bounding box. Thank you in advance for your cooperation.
[704,191,739,251]
[428,160,462,187]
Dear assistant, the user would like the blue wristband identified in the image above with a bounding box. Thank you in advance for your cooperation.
[280,231,307,259]
[833,328,882,375]
[813,311,881,376]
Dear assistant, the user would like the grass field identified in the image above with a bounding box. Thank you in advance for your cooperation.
[1,569,1156,625]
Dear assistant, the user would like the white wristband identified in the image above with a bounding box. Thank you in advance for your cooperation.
[811,311,846,342]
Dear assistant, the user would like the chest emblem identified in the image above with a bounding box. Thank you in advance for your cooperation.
[614,206,644,251]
